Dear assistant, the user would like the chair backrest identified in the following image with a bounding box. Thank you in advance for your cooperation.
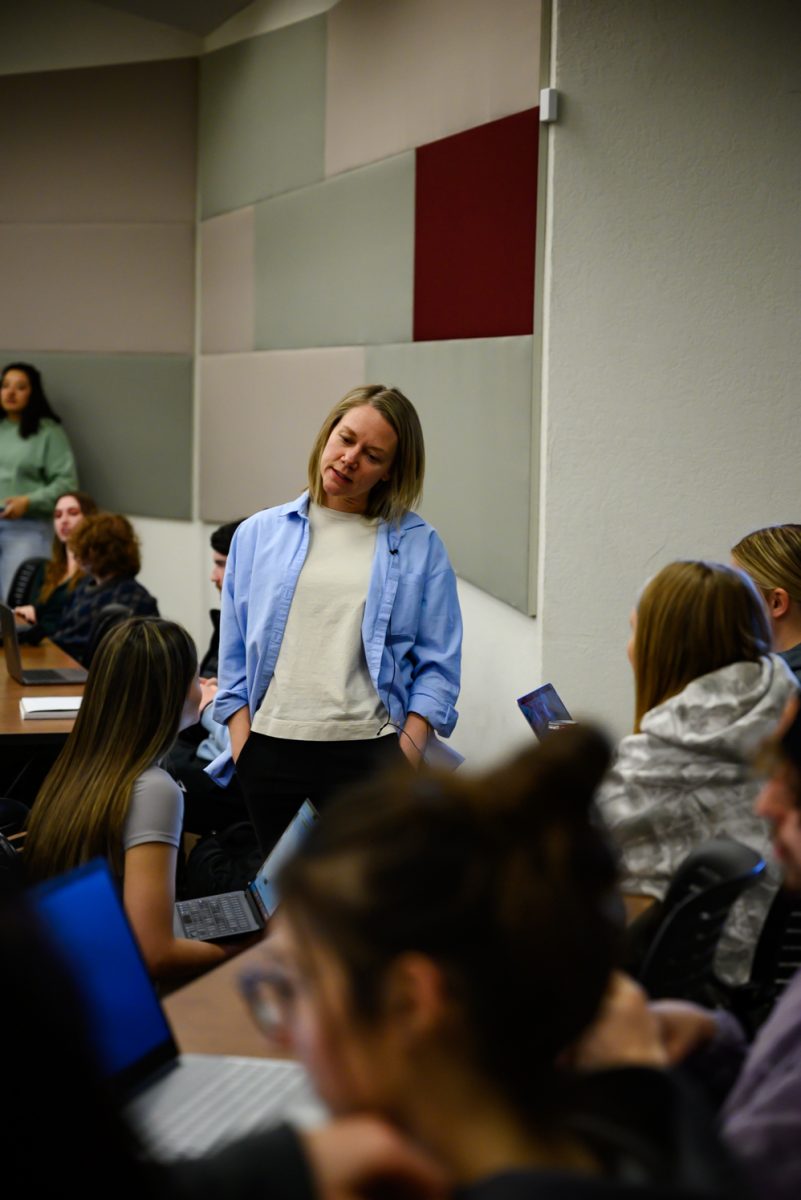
[637,837,766,1004]
[6,556,48,607]
[743,887,801,1027]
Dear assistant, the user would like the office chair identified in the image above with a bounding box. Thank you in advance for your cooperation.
[6,557,48,608]
[731,887,801,1034]
[635,837,766,1007]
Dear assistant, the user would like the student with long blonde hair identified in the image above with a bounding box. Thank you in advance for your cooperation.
[732,524,801,684]
[597,560,798,981]
[26,617,233,980]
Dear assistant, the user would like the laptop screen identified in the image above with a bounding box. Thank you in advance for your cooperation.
[517,683,574,740]
[251,799,319,919]
[29,859,178,1095]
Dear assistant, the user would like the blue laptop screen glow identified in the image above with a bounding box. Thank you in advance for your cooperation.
[29,859,172,1080]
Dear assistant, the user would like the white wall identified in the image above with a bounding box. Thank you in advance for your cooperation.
[538,0,801,740]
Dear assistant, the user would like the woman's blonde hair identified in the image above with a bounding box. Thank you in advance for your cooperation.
[732,525,801,608]
[25,617,196,880]
[307,385,425,523]
[632,560,771,732]
[38,491,98,604]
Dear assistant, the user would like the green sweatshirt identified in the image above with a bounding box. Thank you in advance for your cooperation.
[0,418,78,518]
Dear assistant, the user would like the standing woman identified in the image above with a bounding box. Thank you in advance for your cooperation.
[14,490,98,638]
[0,362,78,599]
[732,524,801,685]
[209,385,462,852]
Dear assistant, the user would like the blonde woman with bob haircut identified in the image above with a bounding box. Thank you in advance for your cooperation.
[26,617,234,980]
[208,384,462,854]
[732,524,801,684]
[597,560,798,983]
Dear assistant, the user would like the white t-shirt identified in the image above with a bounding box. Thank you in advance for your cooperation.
[253,503,391,741]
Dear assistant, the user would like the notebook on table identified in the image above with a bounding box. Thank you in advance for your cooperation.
[174,799,319,942]
[29,859,324,1162]
[517,683,575,740]
[0,602,87,684]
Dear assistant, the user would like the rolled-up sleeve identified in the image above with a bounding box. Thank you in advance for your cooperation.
[212,530,250,726]
[406,536,462,736]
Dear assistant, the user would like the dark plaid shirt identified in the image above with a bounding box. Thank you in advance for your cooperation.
[54,576,158,665]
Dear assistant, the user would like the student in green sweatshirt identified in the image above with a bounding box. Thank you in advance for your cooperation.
[0,362,78,601]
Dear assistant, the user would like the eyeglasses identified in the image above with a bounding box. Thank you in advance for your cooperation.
[238,964,297,1044]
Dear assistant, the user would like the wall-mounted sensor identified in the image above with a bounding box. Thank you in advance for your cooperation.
[539,88,559,123]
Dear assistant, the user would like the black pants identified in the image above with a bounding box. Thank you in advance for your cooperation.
[235,732,407,853]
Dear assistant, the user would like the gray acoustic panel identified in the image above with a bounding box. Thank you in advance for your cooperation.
[0,58,197,223]
[0,224,195,354]
[254,153,415,349]
[0,352,193,520]
[199,15,326,218]
[366,337,535,612]
[200,207,255,353]
[199,347,366,522]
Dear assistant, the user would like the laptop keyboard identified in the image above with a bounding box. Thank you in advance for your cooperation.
[177,892,258,939]
[129,1055,323,1160]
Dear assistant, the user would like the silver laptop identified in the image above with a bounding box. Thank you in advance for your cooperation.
[0,602,87,684]
[29,859,324,1161]
[174,799,318,942]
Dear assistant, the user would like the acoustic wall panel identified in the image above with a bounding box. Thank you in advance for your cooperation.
[0,58,197,223]
[366,337,534,612]
[199,15,326,218]
[414,110,539,341]
[200,207,255,353]
[253,154,415,350]
[325,0,541,176]
[199,347,366,522]
[0,225,195,354]
[0,352,193,519]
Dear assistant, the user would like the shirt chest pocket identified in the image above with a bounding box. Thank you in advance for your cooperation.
[389,572,425,640]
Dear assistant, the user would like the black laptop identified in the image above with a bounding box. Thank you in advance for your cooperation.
[517,682,575,739]
[29,859,323,1160]
[0,602,87,684]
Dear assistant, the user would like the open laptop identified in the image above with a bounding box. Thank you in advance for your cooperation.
[29,858,324,1161]
[0,602,87,684]
[517,682,575,740]
[174,799,319,942]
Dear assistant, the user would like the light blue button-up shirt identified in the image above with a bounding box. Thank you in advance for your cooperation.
[207,492,462,785]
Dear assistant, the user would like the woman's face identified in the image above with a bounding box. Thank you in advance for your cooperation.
[267,914,398,1116]
[54,495,85,545]
[0,369,32,420]
[179,672,202,733]
[627,608,637,668]
[319,405,397,514]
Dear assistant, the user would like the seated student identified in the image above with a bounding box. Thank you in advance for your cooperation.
[251,727,742,1199]
[597,560,798,982]
[732,524,801,685]
[14,489,97,637]
[25,617,237,980]
[2,898,446,1199]
[166,519,248,837]
[53,511,158,664]
[574,697,801,1200]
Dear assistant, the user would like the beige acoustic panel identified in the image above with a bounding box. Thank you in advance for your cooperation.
[0,224,194,355]
[0,58,197,223]
[367,337,535,613]
[199,347,366,522]
[200,208,255,353]
[326,0,541,176]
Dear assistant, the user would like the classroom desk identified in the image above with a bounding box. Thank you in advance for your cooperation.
[164,936,282,1059]
[0,640,85,746]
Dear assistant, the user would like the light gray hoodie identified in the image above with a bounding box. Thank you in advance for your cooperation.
[598,654,799,983]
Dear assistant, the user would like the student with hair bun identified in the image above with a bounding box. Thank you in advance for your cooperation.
[245,726,740,1199]
[732,524,801,684]
[597,560,798,982]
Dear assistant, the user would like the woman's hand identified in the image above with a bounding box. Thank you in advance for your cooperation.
[649,1000,718,1064]
[301,1115,449,1200]
[400,712,430,769]
[2,495,30,519]
[14,605,36,624]
[198,677,218,713]
[569,972,668,1070]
